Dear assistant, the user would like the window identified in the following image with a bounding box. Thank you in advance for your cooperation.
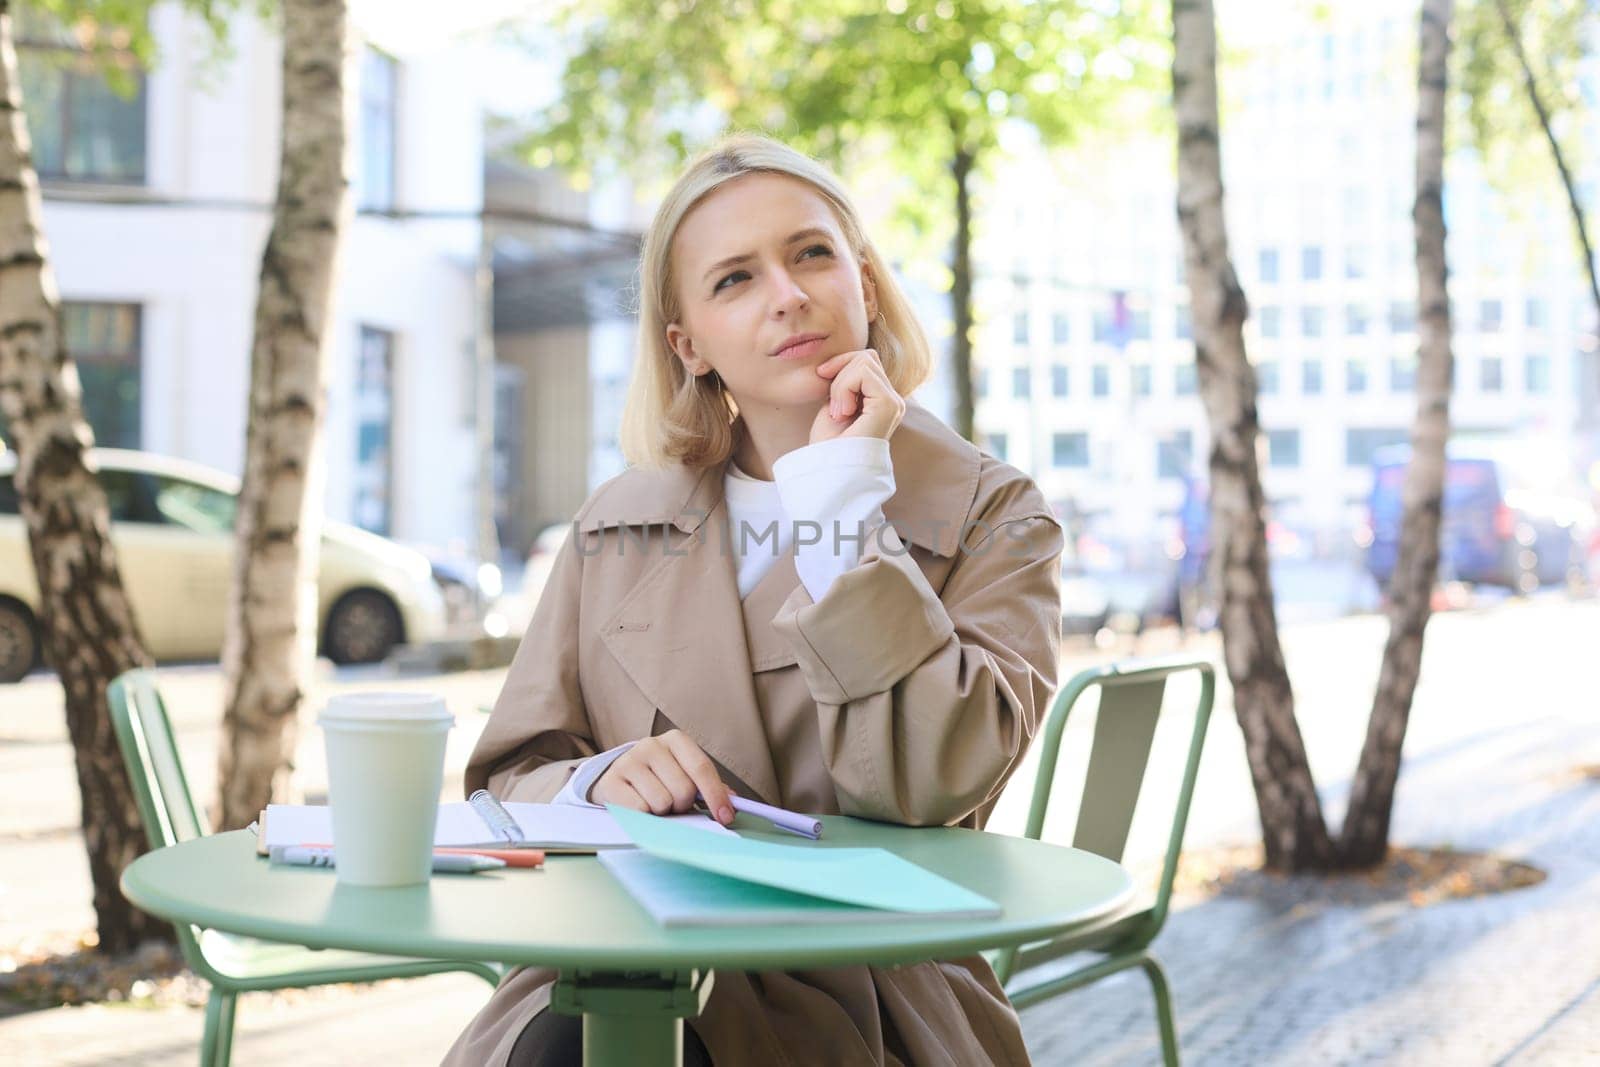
[1131,309,1152,341]
[1346,358,1369,394]
[1259,248,1279,283]
[1050,364,1069,398]
[1092,309,1114,344]
[1158,431,1194,479]
[1301,307,1325,337]
[986,433,1008,461]
[1346,427,1409,466]
[1051,311,1070,345]
[1302,359,1324,395]
[1344,245,1368,279]
[975,367,988,400]
[1345,304,1369,335]
[1175,364,1197,396]
[1012,366,1031,399]
[1257,361,1280,395]
[1012,310,1030,346]
[1478,299,1502,332]
[1301,246,1323,281]
[1132,364,1152,396]
[1091,364,1110,397]
[1479,356,1503,392]
[1266,429,1300,468]
[1390,353,1417,391]
[354,326,396,535]
[1175,306,1192,340]
[1525,354,1551,393]
[1258,306,1281,338]
[16,11,146,183]
[1388,301,1416,333]
[63,302,142,449]
[1052,432,1089,468]
[1525,298,1546,330]
[358,48,399,211]
[150,476,236,536]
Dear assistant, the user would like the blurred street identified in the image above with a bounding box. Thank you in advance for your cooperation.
[2,592,1596,1064]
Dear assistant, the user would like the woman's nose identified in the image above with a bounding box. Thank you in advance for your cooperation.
[769,268,809,316]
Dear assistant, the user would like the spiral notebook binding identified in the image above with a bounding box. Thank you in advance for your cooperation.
[468,789,526,844]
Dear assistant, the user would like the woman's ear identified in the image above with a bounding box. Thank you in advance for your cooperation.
[860,258,879,320]
[665,322,711,377]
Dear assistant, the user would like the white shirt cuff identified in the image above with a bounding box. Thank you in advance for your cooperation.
[551,741,637,807]
[772,436,897,602]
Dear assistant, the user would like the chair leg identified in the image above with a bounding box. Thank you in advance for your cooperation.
[1138,954,1180,1067]
[201,989,238,1067]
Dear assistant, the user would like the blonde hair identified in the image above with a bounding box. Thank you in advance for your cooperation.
[619,132,933,469]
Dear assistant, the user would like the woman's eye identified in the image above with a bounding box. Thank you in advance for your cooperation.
[713,247,830,294]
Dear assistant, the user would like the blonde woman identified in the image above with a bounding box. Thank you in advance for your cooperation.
[447,133,1064,1067]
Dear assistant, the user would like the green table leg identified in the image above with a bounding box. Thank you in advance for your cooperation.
[551,968,715,1067]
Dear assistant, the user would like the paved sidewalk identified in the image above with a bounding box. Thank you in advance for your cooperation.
[3,597,1597,1065]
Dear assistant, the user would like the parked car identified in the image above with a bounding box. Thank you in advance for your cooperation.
[0,449,449,682]
[1363,440,1589,593]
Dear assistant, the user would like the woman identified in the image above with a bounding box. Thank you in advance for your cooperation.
[446,133,1064,1067]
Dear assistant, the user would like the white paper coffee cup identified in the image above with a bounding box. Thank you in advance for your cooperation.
[319,692,453,887]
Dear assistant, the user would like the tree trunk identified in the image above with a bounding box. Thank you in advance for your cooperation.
[0,3,168,953]
[948,139,977,443]
[1493,0,1600,431]
[1171,0,1335,870]
[1340,0,1456,866]
[215,0,351,831]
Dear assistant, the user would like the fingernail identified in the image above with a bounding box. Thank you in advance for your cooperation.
[719,807,734,824]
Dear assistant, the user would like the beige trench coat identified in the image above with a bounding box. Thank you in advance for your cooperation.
[444,402,1064,1067]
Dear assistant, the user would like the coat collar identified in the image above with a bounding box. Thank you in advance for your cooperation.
[573,400,982,556]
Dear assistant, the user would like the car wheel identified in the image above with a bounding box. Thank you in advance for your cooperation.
[323,590,403,665]
[0,599,41,684]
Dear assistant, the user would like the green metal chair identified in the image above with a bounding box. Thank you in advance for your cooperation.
[991,656,1215,1067]
[108,669,502,1067]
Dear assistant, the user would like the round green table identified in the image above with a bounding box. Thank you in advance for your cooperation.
[121,815,1133,1066]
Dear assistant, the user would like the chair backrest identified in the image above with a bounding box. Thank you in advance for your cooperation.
[108,669,218,976]
[1024,656,1214,938]
[108,669,210,849]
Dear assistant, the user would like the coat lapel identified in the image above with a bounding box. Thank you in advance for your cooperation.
[594,489,784,805]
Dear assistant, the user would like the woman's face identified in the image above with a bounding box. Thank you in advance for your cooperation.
[666,172,877,416]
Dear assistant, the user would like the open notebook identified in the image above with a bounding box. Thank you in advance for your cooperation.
[599,807,1001,927]
[258,800,733,855]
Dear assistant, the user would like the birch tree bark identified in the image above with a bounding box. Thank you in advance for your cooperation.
[1172,0,1335,869]
[1340,0,1457,864]
[214,0,351,831]
[1492,0,1600,428]
[0,1,164,952]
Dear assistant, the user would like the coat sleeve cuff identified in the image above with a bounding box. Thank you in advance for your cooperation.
[771,522,955,704]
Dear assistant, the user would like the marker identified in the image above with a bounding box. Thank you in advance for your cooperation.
[698,793,823,839]
[268,845,507,874]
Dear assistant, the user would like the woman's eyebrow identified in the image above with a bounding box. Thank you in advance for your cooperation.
[699,226,835,284]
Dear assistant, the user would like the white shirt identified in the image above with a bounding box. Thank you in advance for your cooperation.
[552,435,897,805]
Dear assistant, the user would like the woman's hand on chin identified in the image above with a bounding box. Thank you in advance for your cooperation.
[809,348,906,445]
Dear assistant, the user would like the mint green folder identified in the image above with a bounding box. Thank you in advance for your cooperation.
[599,806,1001,926]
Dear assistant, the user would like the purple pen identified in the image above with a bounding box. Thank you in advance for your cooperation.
[722,794,823,839]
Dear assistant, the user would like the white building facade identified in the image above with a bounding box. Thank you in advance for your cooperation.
[24,6,486,550]
[971,0,1599,554]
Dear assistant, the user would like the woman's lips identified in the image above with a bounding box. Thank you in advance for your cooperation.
[772,336,828,360]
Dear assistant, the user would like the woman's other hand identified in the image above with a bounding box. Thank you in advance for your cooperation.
[590,729,736,825]
[809,348,906,445]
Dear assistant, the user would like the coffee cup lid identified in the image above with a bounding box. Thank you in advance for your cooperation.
[319,692,453,729]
